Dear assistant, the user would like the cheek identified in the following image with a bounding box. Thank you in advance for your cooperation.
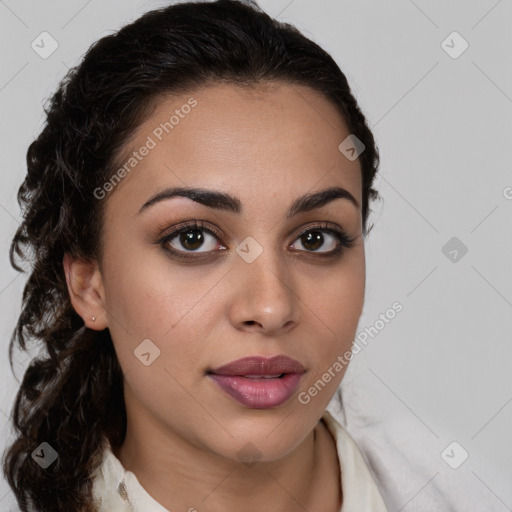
[101,246,223,381]
[102,243,214,334]
[301,250,365,389]
[103,266,211,420]
[309,249,365,338]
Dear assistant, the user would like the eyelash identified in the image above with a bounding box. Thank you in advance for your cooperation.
[156,219,356,261]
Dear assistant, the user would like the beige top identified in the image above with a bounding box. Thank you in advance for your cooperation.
[91,409,388,511]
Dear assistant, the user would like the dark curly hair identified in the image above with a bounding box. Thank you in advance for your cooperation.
[2,0,380,510]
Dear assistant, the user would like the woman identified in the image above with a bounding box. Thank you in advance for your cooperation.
[2,0,387,510]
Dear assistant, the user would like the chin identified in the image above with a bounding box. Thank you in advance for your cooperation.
[204,415,314,463]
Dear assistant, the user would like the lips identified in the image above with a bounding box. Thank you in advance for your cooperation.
[207,355,305,409]
[209,355,305,376]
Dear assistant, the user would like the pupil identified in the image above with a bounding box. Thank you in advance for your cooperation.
[181,230,204,250]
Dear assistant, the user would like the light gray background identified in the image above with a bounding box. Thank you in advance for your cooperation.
[1,0,511,510]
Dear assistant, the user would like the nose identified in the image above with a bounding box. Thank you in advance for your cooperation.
[227,247,299,336]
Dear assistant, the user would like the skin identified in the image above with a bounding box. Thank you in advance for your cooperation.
[64,81,365,511]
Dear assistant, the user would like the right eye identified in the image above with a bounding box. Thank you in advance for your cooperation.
[158,219,227,260]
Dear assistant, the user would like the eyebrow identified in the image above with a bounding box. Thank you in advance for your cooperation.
[137,185,359,217]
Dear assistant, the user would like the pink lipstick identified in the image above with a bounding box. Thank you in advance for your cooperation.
[207,355,305,409]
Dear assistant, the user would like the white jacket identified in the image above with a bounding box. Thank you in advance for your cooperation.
[90,408,388,511]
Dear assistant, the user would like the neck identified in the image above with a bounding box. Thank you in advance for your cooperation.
[112,399,340,511]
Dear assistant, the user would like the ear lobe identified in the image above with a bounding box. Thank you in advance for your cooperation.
[62,253,107,330]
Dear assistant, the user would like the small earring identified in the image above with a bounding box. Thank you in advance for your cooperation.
[91,316,96,322]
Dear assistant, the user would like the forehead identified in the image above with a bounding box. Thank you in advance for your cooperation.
[104,81,362,216]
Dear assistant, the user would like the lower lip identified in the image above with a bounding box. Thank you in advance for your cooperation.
[208,373,303,409]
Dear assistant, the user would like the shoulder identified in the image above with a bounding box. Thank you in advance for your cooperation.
[338,409,499,511]
[90,437,134,512]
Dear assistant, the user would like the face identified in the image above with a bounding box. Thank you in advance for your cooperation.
[96,81,365,462]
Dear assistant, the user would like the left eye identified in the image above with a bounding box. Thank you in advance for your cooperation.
[165,228,222,253]
[290,229,341,253]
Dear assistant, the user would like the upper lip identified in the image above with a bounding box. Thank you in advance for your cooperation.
[209,355,305,376]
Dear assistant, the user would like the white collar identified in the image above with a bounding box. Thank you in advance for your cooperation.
[91,410,388,511]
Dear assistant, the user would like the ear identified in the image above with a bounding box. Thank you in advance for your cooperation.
[63,252,107,330]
